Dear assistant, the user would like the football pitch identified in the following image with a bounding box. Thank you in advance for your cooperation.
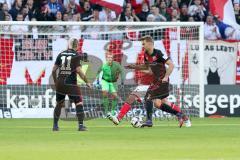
[0,118,239,160]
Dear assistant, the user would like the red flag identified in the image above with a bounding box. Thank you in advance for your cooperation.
[209,0,240,28]
[90,0,124,14]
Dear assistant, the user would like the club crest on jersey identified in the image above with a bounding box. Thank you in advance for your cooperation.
[152,56,157,61]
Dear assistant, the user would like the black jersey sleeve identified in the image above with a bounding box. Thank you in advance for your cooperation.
[55,54,62,66]
[156,50,170,63]
[71,54,82,70]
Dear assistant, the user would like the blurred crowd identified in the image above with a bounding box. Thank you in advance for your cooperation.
[0,0,239,40]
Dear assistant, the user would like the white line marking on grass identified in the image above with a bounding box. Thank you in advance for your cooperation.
[1,123,239,129]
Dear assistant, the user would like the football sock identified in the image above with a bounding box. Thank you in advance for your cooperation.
[76,104,84,125]
[160,103,181,115]
[102,96,109,114]
[117,102,131,121]
[111,98,118,115]
[145,99,153,121]
[53,103,62,126]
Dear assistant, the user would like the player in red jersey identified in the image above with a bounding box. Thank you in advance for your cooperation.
[107,35,191,128]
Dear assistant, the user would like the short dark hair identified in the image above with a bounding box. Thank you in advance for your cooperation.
[140,35,154,43]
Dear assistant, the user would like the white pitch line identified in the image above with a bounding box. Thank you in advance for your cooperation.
[0,123,240,129]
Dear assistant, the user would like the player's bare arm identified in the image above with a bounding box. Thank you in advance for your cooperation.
[52,65,59,84]
[76,66,91,88]
[125,64,149,70]
[162,59,174,82]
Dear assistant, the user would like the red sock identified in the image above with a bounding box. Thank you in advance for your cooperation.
[170,103,181,113]
[117,103,131,121]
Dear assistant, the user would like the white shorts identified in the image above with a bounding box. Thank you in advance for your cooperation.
[131,85,150,100]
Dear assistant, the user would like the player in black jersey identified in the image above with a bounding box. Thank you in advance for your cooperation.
[108,35,191,128]
[52,38,91,131]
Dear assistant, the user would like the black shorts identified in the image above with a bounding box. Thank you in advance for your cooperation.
[145,82,170,100]
[55,81,82,103]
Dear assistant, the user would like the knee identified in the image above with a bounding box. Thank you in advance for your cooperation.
[111,93,117,99]
[154,100,162,109]
[56,100,64,108]
[76,101,83,107]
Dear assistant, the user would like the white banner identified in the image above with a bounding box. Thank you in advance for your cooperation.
[7,38,186,85]
[189,40,238,84]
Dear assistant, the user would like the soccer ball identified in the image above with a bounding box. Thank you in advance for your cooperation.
[131,117,143,128]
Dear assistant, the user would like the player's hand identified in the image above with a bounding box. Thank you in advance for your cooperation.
[161,77,168,83]
[125,64,135,69]
[86,83,92,88]
[97,80,100,85]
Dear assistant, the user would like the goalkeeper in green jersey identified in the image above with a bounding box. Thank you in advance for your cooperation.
[96,51,124,116]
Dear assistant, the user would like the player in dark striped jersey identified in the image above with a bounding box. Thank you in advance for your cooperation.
[52,38,91,131]
[108,35,191,128]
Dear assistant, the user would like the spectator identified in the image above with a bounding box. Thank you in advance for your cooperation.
[66,0,83,16]
[62,13,69,21]
[81,1,92,21]
[0,7,4,21]
[5,13,12,21]
[99,7,116,22]
[146,13,155,21]
[171,8,180,21]
[137,1,150,21]
[188,16,195,21]
[47,0,64,16]
[35,0,51,21]
[159,0,171,21]
[2,14,11,33]
[9,0,22,21]
[152,5,166,21]
[214,15,237,40]
[53,11,65,32]
[118,7,140,21]
[26,0,35,20]
[55,10,62,21]
[2,3,9,15]
[31,17,38,39]
[179,0,192,7]
[91,7,100,21]
[167,0,180,16]
[180,3,189,21]
[2,0,14,10]
[188,0,206,21]
[204,15,221,40]
[21,5,29,21]
[225,27,240,40]
[125,2,132,11]
[68,13,81,39]
[11,13,28,33]
[233,3,240,24]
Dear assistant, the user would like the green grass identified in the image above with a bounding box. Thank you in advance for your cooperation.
[0,118,240,160]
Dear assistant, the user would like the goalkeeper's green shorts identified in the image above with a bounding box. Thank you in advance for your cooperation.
[101,79,118,93]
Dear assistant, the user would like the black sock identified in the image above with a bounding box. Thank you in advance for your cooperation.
[76,104,84,125]
[53,103,62,126]
[160,103,180,115]
[145,100,153,121]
